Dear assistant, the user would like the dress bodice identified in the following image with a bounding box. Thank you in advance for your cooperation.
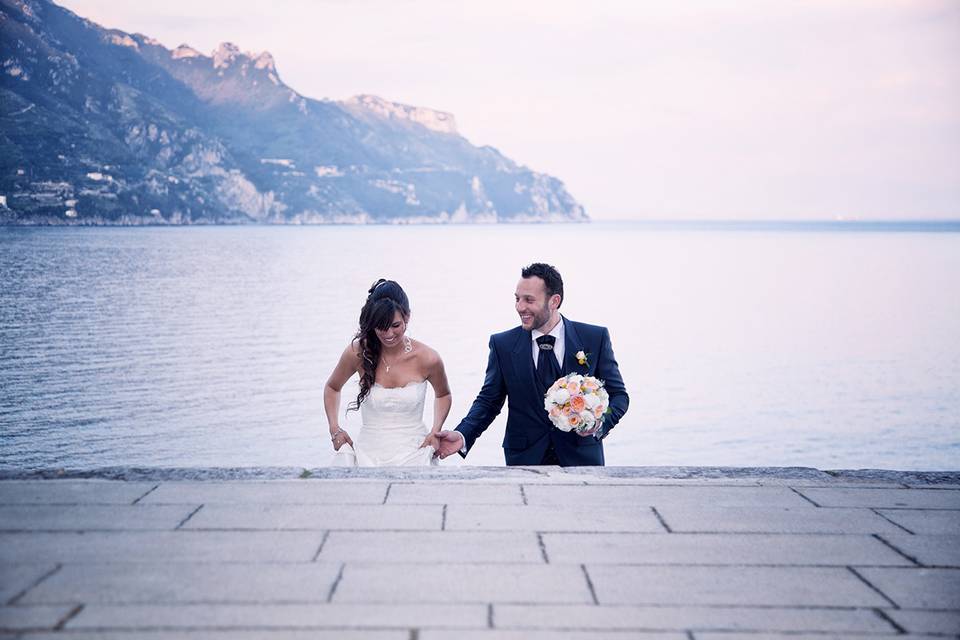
[360,380,428,429]
[330,379,434,467]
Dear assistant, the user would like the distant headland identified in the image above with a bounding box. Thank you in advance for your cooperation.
[0,0,587,225]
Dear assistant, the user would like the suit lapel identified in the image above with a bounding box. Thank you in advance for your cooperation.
[562,317,587,375]
[510,328,541,404]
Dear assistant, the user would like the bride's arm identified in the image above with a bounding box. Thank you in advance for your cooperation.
[425,349,452,434]
[324,343,360,450]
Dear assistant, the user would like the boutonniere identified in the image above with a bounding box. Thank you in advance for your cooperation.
[576,350,590,366]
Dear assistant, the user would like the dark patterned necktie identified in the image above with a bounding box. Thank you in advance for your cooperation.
[536,335,562,391]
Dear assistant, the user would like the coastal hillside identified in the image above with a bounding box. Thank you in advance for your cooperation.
[0,0,587,224]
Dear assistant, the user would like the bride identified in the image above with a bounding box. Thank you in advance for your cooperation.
[324,279,451,466]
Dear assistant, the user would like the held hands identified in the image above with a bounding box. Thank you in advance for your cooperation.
[330,428,354,451]
[432,430,464,459]
[419,432,440,450]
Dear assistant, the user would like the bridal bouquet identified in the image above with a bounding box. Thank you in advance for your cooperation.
[544,373,609,436]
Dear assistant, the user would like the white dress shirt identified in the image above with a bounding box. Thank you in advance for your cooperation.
[531,315,565,370]
[456,315,565,454]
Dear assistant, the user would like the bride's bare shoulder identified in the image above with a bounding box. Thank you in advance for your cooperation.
[344,340,363,359]
[411,339,442,366]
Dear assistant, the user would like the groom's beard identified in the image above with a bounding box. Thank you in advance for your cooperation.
[528,306,552,332]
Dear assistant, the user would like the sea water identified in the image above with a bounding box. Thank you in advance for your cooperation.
[1,222,958,470]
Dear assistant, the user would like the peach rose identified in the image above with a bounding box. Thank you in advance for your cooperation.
[571,395,586,412]
[568,414,581,428]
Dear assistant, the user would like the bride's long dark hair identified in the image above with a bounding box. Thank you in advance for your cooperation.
[348,278,411,413]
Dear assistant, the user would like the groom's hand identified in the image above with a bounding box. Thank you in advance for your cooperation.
[433,430,464,459]
[576,423,602,438]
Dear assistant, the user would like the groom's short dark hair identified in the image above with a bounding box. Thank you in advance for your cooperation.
[521,263,563,308]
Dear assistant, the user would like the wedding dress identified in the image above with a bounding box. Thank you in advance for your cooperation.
[330,380,437,467]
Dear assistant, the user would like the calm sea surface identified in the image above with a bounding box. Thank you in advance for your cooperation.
[1,222,958,471]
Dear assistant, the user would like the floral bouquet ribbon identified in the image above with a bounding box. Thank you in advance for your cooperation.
[543,373,609,437]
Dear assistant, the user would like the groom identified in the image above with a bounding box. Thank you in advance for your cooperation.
[434,263,629,466]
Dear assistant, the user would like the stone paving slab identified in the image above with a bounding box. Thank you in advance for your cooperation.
[182,504,442,530]
[320,531,544,563]
[1,470,957,637]
[20,633,407,640]
[586,565,891,607]
[140,481,389,505]
[543,533,912,566]
[492,604,898,632]
[0,481,157,505]
[65,603,487,630]
[445,504,664,532]
[760,481,910,488]
[522,485,815,508]
[0,505,196,532]
[581,479,766,486]
[878,534,960,567]
[0,604,74,631]
[0,531,325,563]
[855,567,960,609]
[20,562,342,605]
[422,632,686,639]
[875,508,960,534]
[797,487,960,509]
[693,635,910,640]
[334,562,593,604]
[0,564,59,603]
[385,482,524,504]
[886,609,960,635]
[654,506,908,534]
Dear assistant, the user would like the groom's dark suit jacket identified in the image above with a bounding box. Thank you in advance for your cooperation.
[455,316,629,466]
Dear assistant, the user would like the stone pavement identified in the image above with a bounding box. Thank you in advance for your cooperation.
[0,466,958,639]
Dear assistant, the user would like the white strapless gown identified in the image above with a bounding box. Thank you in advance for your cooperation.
[330,380,437,467]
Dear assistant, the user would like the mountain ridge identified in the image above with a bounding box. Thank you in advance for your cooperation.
[0,0,587,224]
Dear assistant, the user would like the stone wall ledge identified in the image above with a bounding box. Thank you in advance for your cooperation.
[1,465,957,485]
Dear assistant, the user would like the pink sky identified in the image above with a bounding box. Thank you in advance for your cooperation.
[57,0,960,220]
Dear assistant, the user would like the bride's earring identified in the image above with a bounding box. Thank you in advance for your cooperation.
[403,335,412,353]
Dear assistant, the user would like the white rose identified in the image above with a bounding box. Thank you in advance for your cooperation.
[584,393,601,409]
[554,414,572,432]
[551,388,570,406]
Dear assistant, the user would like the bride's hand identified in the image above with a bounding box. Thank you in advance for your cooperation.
[331,429,353,451]
[419,433,439,450]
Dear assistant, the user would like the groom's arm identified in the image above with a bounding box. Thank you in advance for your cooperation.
[595,327,629,439]
[454,335,508,456]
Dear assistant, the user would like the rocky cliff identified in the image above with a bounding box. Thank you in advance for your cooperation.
[0,0,587,224]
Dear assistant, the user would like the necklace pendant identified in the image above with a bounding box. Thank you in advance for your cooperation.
[385,364,390,372]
